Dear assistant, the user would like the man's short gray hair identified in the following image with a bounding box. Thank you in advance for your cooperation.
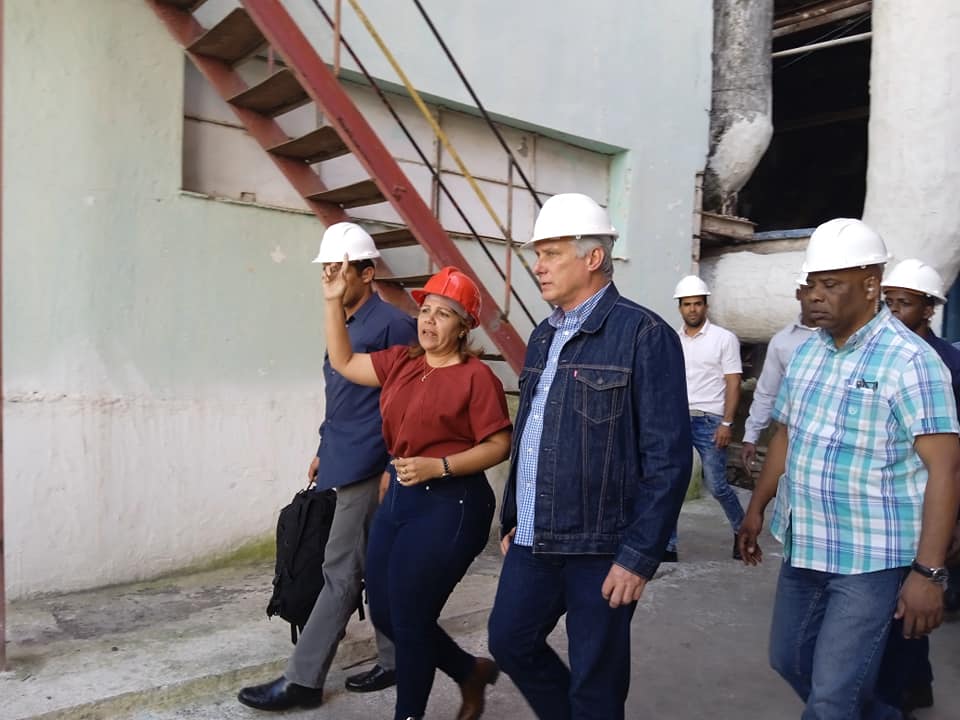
[572,236,615,278]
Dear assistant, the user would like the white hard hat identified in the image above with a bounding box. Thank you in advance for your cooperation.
[673,275,711,299]
[523,193,618,247]
[311,222,381,264]
[801,218,890,275]
[882,258,947,304]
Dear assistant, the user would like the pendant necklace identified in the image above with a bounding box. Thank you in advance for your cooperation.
[421,357,450,382]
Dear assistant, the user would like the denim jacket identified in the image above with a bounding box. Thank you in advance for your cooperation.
[500,284,692,579]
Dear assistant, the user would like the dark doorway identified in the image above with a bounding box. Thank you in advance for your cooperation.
[738,12,871,232]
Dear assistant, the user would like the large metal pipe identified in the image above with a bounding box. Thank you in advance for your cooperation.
[703,0,774,212]
[703,0,960,343]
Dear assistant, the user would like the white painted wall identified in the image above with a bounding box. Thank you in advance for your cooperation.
[3,0,713,596]
[862,0,960,282]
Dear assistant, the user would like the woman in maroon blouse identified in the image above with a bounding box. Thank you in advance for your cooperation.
[322,263,512,720]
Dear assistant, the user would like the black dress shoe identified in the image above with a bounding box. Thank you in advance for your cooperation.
[345,663,397,693]
[237,676,323,711]
[662,549,678,563]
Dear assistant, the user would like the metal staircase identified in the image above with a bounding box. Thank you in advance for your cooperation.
[147,0,533,373]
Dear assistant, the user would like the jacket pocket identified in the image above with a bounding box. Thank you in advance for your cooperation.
[574,368,629,424]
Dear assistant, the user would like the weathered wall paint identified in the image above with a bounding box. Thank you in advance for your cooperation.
[4,0,712,596]
[705,0,960,341]
[4,1,330,598]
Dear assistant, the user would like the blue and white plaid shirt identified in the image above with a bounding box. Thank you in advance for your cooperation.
[514,284,610,547]
[771,307,959,574]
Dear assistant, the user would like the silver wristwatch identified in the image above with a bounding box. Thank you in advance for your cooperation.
[911,559,950,586]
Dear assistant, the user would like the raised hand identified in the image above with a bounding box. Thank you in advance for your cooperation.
[321,254,350,301]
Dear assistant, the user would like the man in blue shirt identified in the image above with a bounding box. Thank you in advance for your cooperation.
[239,223,416,712]
[878,258,960,715]
[488,194,692,720]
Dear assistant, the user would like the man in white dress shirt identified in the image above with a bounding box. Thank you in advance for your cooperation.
[669,275,745,561]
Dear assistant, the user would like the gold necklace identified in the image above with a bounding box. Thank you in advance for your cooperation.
[421,356,457,382]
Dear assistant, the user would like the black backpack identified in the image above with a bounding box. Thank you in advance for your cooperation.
[266,487,338,644]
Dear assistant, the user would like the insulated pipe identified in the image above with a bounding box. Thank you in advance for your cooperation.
[702,0,960,342]
[703,0,774,212]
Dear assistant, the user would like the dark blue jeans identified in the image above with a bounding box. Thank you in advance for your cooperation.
[875,623,932,708]
[365,469,494,720]
[667,413,743,551]
[488,544,636,720]
[769,561,906,720]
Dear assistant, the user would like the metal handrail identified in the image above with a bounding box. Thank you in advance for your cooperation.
[311,0,541,327]
[345,0,509,240]
[409,0,541,211]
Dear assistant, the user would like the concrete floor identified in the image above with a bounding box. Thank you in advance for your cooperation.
[4,490,959,719]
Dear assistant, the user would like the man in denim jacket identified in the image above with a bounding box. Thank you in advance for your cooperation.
[488,194,693,720]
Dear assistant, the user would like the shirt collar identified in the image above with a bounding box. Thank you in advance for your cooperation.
[345,292,381,326]
[548,283,611,329]
[678,318,711,338]
[816,306,890,352]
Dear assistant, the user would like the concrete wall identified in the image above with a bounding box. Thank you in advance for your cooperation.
[3,0,713,597]
[4,0,331,598]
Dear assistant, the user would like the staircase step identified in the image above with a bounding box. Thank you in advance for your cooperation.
[376,274,432,288]
[229,68,310,117]
[268,126,350,164]
[371,227,419,250]
[307,179,385,209]
[155,0,207,9]
[188,7,265,64]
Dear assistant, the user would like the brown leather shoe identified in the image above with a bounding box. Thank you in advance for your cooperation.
[456,657,499,720]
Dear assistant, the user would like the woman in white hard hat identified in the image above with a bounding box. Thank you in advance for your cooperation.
[322,263,511,720]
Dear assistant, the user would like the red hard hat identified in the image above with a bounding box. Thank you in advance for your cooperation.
[411,266,481,328]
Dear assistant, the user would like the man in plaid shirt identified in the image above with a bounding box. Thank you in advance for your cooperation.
[738,219,960,719]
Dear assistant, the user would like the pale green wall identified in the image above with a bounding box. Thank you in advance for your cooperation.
[4,0,329,597]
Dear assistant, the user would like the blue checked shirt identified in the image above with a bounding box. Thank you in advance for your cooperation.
[771,307,960,574]
[514,284,610,546]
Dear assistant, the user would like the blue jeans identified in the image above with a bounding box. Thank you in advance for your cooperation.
[769,561,906,720]
[488,544,636,720]
[667,413,743,551]
[366,469,495,720]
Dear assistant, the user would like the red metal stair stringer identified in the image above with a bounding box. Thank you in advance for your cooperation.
[240,0,527,374]
[145,0,414,312]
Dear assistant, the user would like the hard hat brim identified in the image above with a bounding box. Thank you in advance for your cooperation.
[881,284,947,304]
[520,232,619,250]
